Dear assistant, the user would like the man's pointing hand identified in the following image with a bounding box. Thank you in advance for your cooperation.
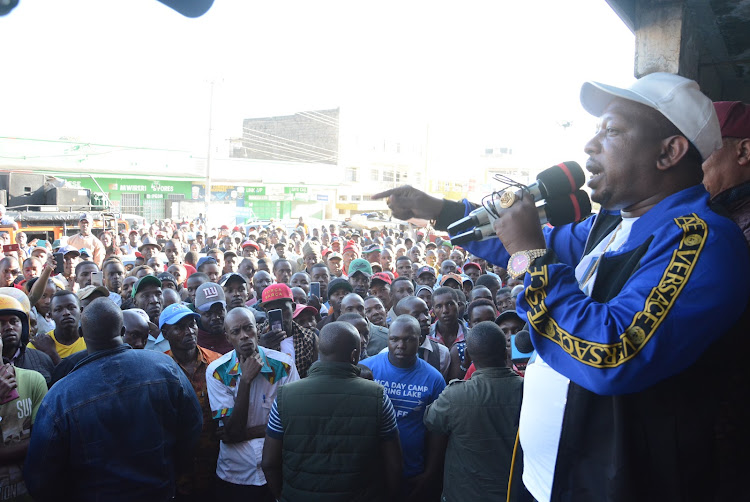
[372,185,444,221]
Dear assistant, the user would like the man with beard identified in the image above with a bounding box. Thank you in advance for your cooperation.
[221,273,250,311]
[102,258,125,307]
[28,291,85,365]
[194,282,232,355]
[207,307,298,499]
[161,303,222,499]
[394,296,449,379]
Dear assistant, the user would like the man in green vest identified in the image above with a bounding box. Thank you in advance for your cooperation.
[262,321,403,501]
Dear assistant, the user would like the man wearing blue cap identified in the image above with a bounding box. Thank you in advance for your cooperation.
[161,303,222,499]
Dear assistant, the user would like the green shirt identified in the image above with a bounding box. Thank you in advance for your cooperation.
[0,367,47,501]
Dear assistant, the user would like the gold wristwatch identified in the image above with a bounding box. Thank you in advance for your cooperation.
[507,249,547,278]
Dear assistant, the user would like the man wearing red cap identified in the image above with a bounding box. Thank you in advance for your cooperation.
[257,284,318,378]
[703,101,750,244]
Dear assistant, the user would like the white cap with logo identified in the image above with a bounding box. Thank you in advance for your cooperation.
[580,72,722,161]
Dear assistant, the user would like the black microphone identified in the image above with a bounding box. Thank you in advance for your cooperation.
[513,330,535,355]
[450,190,592,246]
[448,161,585,234]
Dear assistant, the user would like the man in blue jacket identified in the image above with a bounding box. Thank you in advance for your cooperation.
[375,73,750,501]
[24,297,202,502]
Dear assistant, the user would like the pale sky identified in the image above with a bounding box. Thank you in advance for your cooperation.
[0,0,635,177]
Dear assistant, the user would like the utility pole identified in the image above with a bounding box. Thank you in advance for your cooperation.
[205,80,215,225]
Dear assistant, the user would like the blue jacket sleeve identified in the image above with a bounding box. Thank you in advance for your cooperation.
[519,213,750,395]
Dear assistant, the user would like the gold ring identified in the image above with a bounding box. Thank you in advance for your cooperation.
[499,191,516,209]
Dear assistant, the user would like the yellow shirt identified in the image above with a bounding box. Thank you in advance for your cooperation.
[28,330,87,359]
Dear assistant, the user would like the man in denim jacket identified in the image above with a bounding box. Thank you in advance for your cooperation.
[24,297,202,501]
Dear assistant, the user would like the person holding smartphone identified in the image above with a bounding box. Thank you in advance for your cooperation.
[257,284,317,378]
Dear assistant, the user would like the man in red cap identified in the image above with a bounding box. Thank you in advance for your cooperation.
[257,284,318,378]
[703,101,750,244]
[241,240,260,258]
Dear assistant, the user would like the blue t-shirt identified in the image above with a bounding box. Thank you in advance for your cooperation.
[361,352,446,478]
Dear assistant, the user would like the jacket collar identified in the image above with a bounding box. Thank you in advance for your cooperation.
[71,344,131,373]
[307,361,360,378]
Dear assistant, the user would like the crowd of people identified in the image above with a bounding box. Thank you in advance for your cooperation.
[0,73,748,502]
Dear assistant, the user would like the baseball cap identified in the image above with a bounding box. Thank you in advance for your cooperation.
[327,252,343,261]
[76,285,109,302]
[363,244,382,254]
[224,250,238,258]
[417,266,436,278]
[371,272,392,286]
[327,277,353,297]
[342,244,359,255]
[157,272,177,285]
[60,245,80,257]
[241,240,260,251]
[415,285,434,296]
[194,282,226,312]
[440,273,463,286]
[79,248,92,258]
[293,304,318,319]
[79,212,92,222]
[260,283,294,308]
[33,240,48,251]
[219,272,247,287]
[496,309,523,325]
[348,258,373,278]
[463,262,482,272]
[580,72,721,160]
[714,101,750,139]
[159,303,200,330]
[196,256,217,269]
[131,275,162,298]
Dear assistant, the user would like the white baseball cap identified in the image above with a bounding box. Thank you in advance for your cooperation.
[580,72,722,160]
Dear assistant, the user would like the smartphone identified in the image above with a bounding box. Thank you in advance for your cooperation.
[309,282,320,298]
[268,308,283,333]
[2,244,19,253]
[91,271,103,286]
[53,252,65,275]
